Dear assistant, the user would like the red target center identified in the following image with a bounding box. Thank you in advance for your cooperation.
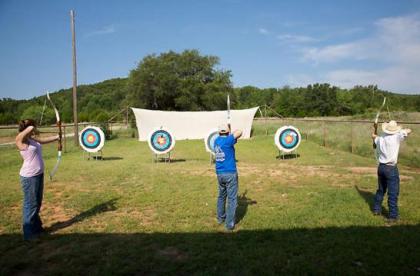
[87,134,96,143]
[285,135,294,144]
[157,136,166,145]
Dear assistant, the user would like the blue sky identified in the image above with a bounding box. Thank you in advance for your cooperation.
[1,0,420,99]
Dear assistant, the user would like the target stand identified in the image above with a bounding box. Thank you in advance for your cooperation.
[274,126,301,160]
[83,149,104,161]
[277,149,299,160]
[79,126,105,161]
[209,153,215,165]
[148,128,176,164]
[152,152,172,163]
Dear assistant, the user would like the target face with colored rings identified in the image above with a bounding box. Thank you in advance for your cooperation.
[204,128,219,154]
[79,126,105,153]
[274,126,301,153]
[148,128,175,154]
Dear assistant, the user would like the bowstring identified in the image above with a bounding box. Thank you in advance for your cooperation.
[39,96,47,126]
[386,99,392,121]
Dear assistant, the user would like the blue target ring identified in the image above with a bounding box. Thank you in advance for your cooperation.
[204,129,219,154]
[82,130,100,148]
[149,129,175,154]
[79,126,105,153]
[280,129,299,149]
[274,126,301,153]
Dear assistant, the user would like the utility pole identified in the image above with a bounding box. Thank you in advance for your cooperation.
[70,10,79,146]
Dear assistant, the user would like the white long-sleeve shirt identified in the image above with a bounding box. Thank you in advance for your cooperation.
[374,130,408,165]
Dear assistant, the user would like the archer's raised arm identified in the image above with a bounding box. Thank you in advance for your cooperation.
[15,126,34,150]
[233,129,242,139]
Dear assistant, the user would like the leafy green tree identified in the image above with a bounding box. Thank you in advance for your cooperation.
[127,49,233,111]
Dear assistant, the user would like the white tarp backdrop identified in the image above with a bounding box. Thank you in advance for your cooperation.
[131,107,259,141]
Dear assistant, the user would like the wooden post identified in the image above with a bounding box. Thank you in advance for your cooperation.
[265,105,268,136]
[70,10,79,146]
[126,106,129,128]
[63,125,67,153]
[323,121,327,147]
[351,121,354,154]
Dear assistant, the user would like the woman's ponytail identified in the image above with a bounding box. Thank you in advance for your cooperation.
[18,119,36,132]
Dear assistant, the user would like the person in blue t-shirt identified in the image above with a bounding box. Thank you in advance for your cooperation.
[214,123,242,230]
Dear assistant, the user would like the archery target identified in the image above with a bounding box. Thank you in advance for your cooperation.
[204,128,219,154]
[275,126,301,153]
[79,126,105,153]
[148,128,175,154]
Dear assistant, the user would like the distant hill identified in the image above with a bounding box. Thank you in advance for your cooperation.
[1,78,420,125]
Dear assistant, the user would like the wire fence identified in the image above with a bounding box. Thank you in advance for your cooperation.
[1,118,419,167]
[254,117,420,167]
[0,122,130,151]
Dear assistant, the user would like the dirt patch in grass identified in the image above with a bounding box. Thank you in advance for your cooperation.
[349,167,376,175]
[181,164,336,178]
[114,207,157,226]
[181,163,359,189]
[41,202,74,230]
[240,164,348,187]
[348,167,414,181]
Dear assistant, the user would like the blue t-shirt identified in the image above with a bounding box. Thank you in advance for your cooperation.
[214,134,237,174]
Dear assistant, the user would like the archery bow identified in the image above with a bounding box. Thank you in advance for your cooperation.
[227,93,231,131]
[373,96,386,149]
[47,91,62,180]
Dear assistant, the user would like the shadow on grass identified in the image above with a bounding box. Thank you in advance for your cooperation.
[44,198,119,233]
[102,157,124,161]
[236,190,257,224]
[355,186,389,216]
[1,225,420,275]
[154,158,186,163]
[276,153,300,160]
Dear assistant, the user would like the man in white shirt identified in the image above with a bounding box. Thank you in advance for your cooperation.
[372,120,412,223]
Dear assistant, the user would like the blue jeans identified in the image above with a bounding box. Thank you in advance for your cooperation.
[373,164,400,219]
[20,173,44,240]
[217,172,238,230]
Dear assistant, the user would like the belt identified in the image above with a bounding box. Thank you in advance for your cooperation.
[380,162,397,166]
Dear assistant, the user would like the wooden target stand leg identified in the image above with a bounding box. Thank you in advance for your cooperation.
[209,153,215,165]
[278,150,298,160]
[152,152,172,163]
[84,150,103,161]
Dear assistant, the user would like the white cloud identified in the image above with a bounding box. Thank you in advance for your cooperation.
[258,28,269,35]
[297,14,420,93]
[85,25,116,37]
[303,14,420,64]
[325,67,420,93]
[302,40,373,63]
[277,34,318,44]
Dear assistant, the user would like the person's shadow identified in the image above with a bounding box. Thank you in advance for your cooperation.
[355,186,388,216]
[45,198,119,233]
[236,190,257,224]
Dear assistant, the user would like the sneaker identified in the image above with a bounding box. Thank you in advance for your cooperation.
[225,224,235,231]
[373,211,381,216]
[385,218,399,226]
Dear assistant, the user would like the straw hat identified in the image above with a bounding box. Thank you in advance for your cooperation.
[218,124,229,134]
[382,120,402,134]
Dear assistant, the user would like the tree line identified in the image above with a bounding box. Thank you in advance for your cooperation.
[1,49,420,125]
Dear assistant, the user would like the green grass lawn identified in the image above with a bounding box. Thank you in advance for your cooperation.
[1,132,420,274]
